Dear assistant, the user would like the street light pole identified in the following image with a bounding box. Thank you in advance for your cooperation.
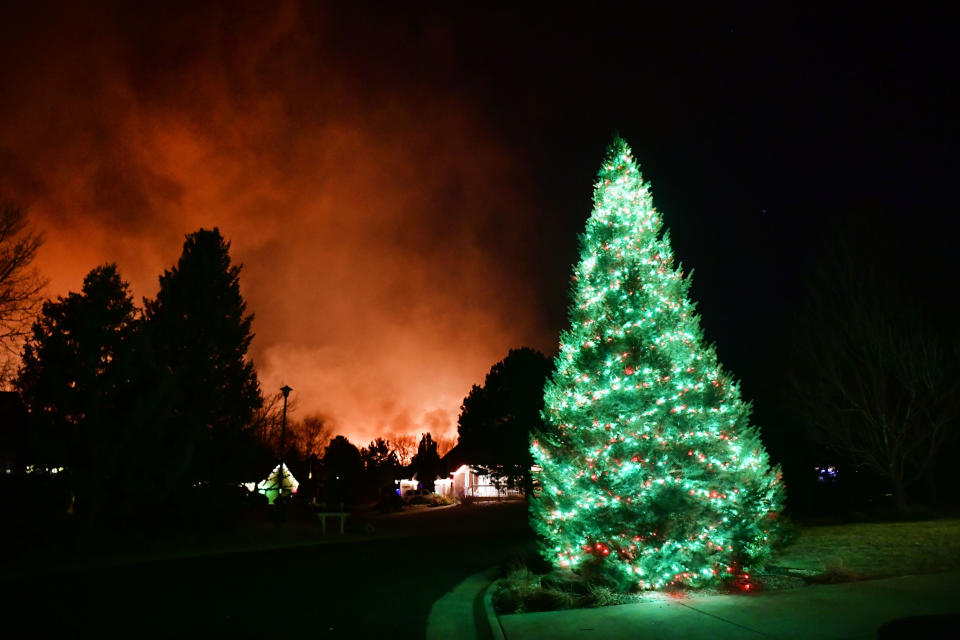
[280,385,292,462]
[279,385,292,502]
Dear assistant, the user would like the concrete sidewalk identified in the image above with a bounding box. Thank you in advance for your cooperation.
[427,567,502,640]
[496,572,960,640]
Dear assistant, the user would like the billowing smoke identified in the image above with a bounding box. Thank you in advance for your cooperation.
[0,2,555,443]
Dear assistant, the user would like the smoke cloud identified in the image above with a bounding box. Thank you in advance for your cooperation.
[0,2,556,444]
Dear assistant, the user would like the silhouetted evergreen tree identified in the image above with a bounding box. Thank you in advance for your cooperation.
[457,347,552,490]
[360,438,399,497]
[321,435,362,505]
[361,438,399,473]
[109,329,187,509]
[17,265,137,517]
[410,433,441,492]
[145,228,262,483]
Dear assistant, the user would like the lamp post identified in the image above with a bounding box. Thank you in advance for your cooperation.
[280,385,292,461]
[279,385,292,504]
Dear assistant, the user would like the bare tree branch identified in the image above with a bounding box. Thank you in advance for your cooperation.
[389,433,417,466]
[788,233,960,509]
[0,201,47,385]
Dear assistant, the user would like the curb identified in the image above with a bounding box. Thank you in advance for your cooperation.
[426,566,503,640]
[483,577,506,640]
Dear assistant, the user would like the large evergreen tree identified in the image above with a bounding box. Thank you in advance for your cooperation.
[145,228,261,482]
[410,433,441,492]
[17,265,138,513]
[361,438,400,474]
[457,347,552,490]
[17,264,192,517]
[321,435,363,504]
[530,139,784,591]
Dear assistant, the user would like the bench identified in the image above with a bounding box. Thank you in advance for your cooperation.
[314,511,350,534]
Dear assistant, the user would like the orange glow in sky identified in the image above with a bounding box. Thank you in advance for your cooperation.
[0,3,555,445]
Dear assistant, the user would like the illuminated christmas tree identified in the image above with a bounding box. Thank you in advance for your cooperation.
[530,138,784,591]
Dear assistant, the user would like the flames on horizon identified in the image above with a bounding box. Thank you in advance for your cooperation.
[0,3,557,446]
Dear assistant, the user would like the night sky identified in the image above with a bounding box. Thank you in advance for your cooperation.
[1,2,956,445]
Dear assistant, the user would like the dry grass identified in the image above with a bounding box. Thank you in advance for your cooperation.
[772,518,960,580]
[492,566,573,613]
[494,519,960,613]
[492,564,651,614]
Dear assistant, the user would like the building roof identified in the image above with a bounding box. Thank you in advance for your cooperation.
[439,442,500,473]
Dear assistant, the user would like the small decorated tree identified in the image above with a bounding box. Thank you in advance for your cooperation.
[530,138,784,591]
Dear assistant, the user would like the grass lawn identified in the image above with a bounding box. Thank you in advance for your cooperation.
[772,518,960,580]
[493,518,960,613]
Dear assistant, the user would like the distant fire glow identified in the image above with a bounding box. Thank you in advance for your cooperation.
[0,4,553,445]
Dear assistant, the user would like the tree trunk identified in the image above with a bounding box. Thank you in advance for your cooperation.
[890,471,909,514]
[924,458,938,506]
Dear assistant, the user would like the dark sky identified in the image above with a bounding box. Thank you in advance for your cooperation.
[0,2,956,442]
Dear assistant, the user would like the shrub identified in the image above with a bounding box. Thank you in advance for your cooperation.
[520,587,578,612]
[406,492,452,507]
[493,567,548,614]
[493,556,646,613]
[427,493,453,507]
[806,557,861,584]
[499,549,552,577]
[585,583,630,607]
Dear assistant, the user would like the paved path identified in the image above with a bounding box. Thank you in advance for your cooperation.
[1,502,532,638]
[496,572,960,640]
[427,567,502,640]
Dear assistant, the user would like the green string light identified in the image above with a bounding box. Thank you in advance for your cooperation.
[530,137,785,591]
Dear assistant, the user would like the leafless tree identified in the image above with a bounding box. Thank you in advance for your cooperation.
[788,239,960,510]
[390,433,418,466]
[251,387,335,459]
[297,414,333,457]
[434,435,456,458]
[0,202,46,383]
